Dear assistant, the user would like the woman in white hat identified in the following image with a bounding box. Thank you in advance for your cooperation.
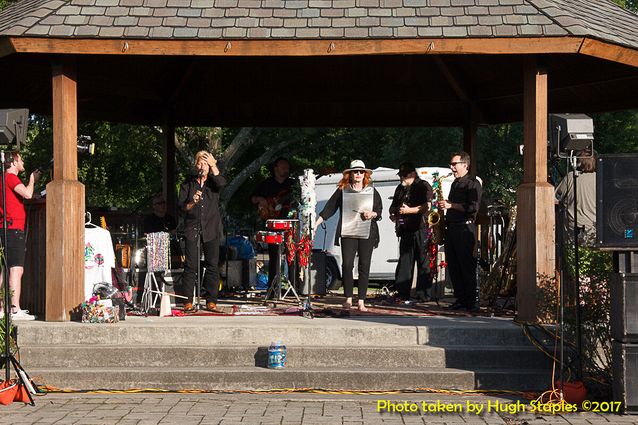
[314,160,382,311]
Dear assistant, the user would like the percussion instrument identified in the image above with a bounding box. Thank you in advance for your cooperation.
[256,230,283,245]
[266,219,297,231]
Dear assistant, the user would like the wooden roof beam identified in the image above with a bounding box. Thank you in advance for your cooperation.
[579,38,638,68]
[5,37,584,57]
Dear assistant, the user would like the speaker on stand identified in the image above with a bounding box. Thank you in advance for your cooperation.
[300,250,326,296]
[598,154,638,413]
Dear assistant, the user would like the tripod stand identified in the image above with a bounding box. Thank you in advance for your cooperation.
[1,150,37,405]
[264,238,300,302]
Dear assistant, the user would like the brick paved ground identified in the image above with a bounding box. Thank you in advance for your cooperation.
[1,393,637,425]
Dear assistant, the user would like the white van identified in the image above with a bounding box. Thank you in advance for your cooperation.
[313,166,457,288]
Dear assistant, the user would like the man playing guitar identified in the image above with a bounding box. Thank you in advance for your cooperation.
[251,157,296,289]
[251,157,294,220]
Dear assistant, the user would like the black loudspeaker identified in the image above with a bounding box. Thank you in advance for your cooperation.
[612,341,638,413]
[597,154,638,249]
[300,251,326,295]
[223,259,256,290]
[610,273,638,343]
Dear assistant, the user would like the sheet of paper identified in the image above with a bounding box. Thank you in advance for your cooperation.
[341,186,374,239]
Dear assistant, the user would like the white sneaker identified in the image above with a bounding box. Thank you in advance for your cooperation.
[11,309,36,321]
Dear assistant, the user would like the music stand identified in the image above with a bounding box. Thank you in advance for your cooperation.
[0,108,37,405]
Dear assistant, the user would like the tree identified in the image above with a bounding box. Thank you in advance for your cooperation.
[612,0,638,12]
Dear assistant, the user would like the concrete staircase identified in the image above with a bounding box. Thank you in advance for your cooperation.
[15,315,552,391]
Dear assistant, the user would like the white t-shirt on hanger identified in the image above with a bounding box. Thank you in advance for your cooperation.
[84,226,116,300]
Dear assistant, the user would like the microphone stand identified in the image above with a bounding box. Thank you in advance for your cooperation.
[569,154,583,380]
[194,171,205,311]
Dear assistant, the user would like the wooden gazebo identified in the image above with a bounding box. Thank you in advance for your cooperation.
[1,0,637,321]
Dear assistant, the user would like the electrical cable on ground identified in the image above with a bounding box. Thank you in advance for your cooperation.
[36,384,536,399]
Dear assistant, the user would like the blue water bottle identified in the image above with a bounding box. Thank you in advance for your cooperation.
[268,340,286,369]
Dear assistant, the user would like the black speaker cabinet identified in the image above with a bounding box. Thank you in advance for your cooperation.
[597,154,638,249]
[611,273,638,343]
[300,251,326,295]
[223,259,256,290]
[613,341,638,413]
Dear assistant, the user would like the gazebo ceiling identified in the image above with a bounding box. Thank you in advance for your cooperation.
[1,50,637,126]
[0,0,637,126]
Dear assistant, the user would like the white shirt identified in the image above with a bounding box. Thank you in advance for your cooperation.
[84,226,116,300]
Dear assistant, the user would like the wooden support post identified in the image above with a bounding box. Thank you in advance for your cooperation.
[46,61,85,321]
[463,104,478,176]
[162,123,176,216]
[516,60,555,322]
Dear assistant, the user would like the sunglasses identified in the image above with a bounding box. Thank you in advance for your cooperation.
[449,161,466,166]
[352,170,365,175]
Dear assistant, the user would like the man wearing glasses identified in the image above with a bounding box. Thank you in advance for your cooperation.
[144,194,177,234]
[440,152,482,312]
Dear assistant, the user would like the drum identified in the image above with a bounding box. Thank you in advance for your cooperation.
[256,231,283,245]
[266,219,296,231]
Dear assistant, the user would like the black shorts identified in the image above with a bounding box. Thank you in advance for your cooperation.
[0,229,26,268]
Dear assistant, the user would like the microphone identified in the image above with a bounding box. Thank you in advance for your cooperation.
[198,168,205,177]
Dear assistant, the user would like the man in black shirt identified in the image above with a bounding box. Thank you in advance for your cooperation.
[144,194,177,234]
[441,152,482,312]
[251,157,294,221]
[251,157,296,289]
[178,151,227,312]
[389,162,433,302]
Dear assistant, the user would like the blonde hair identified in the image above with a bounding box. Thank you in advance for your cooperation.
[194,150,211,174]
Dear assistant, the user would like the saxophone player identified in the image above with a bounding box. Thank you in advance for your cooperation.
[440,152,482,312]
[389,162,433,302]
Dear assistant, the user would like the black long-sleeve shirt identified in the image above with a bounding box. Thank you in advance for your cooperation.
[445,174,482,224]
[389,178,433,236]
[319,185,383,247]
[178,173,227,242]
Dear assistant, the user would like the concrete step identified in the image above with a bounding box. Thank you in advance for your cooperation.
[28,367,549,392]
[16,322,420,347]
[20,345,551,370]
[16,317,535,347]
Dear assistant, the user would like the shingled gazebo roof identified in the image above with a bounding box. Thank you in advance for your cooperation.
[0,0,637,125]
[0,0,636,49]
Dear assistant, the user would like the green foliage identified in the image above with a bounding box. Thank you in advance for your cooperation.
[477,123,524,206]
[611,0,638,12]
[15,107,638,224]
[537,246,613,382]
[21,119,165,211]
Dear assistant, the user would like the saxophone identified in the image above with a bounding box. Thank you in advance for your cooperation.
[427,172,451,244]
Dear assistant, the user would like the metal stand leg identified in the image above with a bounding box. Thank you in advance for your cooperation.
[141,271,165,312]
[264,243,282,301]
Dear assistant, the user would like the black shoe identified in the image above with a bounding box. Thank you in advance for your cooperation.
[448,302,466,310]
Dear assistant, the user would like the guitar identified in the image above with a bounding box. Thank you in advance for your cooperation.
[258,189,291,220]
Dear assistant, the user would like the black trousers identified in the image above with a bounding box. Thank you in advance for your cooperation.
[340,237,374,300]
[444,223,477,307]
[395,231,431,300]
[183,236,219,303]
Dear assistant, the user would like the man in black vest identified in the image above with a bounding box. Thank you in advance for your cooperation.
[441,152,482,312]
[389,162,433,302]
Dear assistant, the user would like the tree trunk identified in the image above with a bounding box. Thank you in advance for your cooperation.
[220,137,298,210]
